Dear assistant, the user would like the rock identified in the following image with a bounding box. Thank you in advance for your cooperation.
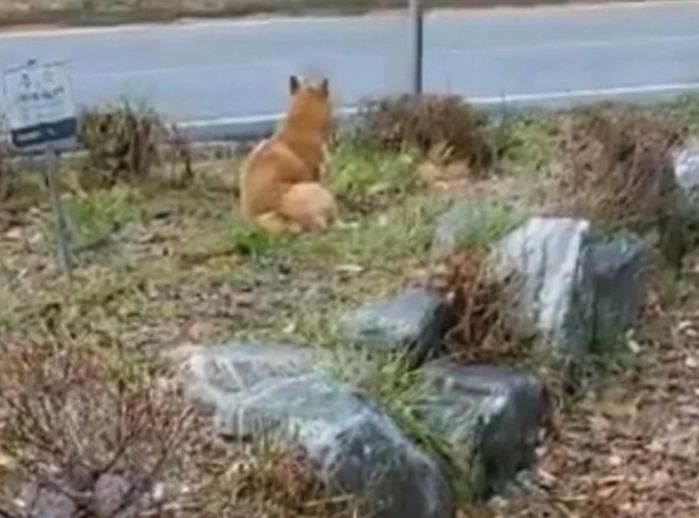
[93,474,131,518]
[589,234,647,351]
[418,361,549,498]
[19,483,77,518]
[338,288,453,362]
[673,142,699,205]
[492,217,595,359]
[180,343,453,518]
[492,217,648,359]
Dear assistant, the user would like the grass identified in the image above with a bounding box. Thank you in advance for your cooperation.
[66,184,144,248]
[322,347,482,504]
[449,197,528,252]
[327,143,419,213]
[5,93,699,515]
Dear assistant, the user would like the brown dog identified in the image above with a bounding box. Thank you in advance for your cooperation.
[238,75,338,234]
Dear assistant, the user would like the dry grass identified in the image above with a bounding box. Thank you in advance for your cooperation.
[0,340,193,518]
[77,101,192,190]
[427,249,521,363]
[0,341,360,518]
[553,104,683,232]
[355,94,493,178]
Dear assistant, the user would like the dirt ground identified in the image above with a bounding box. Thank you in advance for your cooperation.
[4,162,699,517]
[3,96,699,516]
[459,257,699,517]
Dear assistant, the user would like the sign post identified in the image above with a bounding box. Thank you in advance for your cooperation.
[3,60,78,281]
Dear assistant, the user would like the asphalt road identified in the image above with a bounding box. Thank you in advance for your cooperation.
[2,1,699,140]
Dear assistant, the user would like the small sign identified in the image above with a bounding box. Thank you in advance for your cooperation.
[3,60,77,151]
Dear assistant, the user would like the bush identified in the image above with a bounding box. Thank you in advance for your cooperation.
[427,249,520,362]
[355,94,493,176]
[78,100,192,188]
[554,104,683,232]
[0,342,360,518]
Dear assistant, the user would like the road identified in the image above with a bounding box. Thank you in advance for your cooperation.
[2,1,699,140]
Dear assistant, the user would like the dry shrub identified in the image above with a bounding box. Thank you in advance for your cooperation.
[554,104,684,232]
[356,94,492,176]
[427,249,521,362]
[0,341,193,518]
[78,101,192,189]
[0,342,359,518]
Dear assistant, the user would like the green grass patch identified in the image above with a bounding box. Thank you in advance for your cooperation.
[324,348,481,504]
[328,142,419,213]
[492,111,558,180]
[66,185,144,248]
[292,192,450,268]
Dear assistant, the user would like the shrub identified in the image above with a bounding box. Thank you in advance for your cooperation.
[554,104,683,232]
[78,100,192,188]
[427,249,520,362]
[0,342,359,518]
[355,94,493,176]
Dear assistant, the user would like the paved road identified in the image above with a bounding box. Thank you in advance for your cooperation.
[2,1,699,139]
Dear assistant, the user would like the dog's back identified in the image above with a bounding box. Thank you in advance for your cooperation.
[238,75,337,234]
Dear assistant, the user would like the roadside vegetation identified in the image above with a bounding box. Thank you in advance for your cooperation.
[2,93,699,516]
[0,0,671,28]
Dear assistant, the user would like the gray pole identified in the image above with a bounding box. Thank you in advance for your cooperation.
[45,145,73,282]
[409,0,423,95]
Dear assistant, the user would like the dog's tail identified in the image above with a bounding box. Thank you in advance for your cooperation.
[279,182,338,231]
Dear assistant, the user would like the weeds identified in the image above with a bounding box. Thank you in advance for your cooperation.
[554,104,683,232]
[327,348,480,504]
[66,185,143,248]
[328,142,419,213]
[429,249,521,363]
[0,341,194,518]
[78,100,192,188]
[0,341,361,518]
[492,111,559,179]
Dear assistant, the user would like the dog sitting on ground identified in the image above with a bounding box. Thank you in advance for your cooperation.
[238,75,338,234]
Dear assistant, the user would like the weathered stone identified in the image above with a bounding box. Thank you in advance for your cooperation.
[418,361,549,498]
[589,234,647,350]
[93,474,131,518]
[492,217,595,359]
[338,288,453,361]
[491,217,648,359]
[180,343,453,518]
[673,142,699,205]
[19,483,77,518]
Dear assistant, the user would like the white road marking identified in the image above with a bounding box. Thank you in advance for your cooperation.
[177,81,699,129]
[447,32,699,55]
[467,81,699,105]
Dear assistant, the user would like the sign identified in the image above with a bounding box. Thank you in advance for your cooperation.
[3,60,77,151]
[2,60,76,281]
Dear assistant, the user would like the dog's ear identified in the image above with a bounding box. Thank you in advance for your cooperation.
[289,75,301,95]
[319,78,329,98]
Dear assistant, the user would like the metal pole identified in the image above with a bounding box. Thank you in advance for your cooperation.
[45,145,73,282]
[409,0,423,95]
